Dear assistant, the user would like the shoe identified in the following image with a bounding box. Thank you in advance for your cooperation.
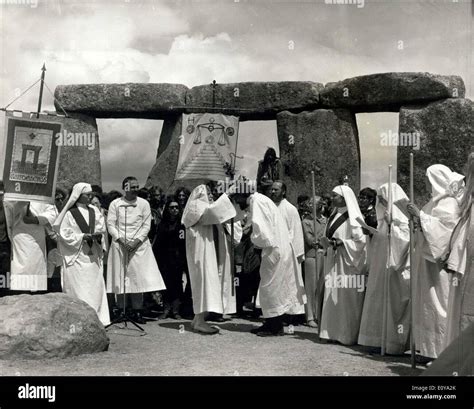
[192,325,219,335]
[206,313,225,322]
[306,320,318,328]
[250,323,269,334]
[256,329,284,337]
[172,313,182,320]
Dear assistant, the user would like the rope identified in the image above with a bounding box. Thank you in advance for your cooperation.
[2,79,41,110]
[43,81,69,117]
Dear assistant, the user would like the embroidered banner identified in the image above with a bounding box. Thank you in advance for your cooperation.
[175,113,239,181]
[1,111,61,203]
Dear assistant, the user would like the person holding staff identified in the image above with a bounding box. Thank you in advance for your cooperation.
[407,164,464,362]
[107,176,166,324]
[358,183,411,354]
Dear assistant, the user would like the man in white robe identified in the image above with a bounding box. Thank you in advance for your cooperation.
[444,153,473,347]
[182,184,237,334]
[358,183,411,354]
[53,183,110,325]
[269,181,306,318]
[107,177,165,324]
[230,189,304,336]
[4,200,57,292]
[407,164,464,361]
[319,185,367,345]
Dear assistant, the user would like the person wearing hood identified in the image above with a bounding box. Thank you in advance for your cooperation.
[4,198,57,293]
[444,153,473,349]
[358,183,411,355]
[319,185,367,345]
[229,183,306,337]
[182,183,238,334]
[53,183,110,326]
[407,164,464,362]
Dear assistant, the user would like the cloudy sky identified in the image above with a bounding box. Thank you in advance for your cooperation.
[0,0,472,192]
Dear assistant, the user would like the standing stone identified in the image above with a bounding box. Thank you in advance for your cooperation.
[320,73,465,113]
[277,109,360,204]
[398,98,474,206]
[51,113,101,190]
[147,116,181,192]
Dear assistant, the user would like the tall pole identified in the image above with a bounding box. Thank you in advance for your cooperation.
[409,153,416,368]
[36,63,46,118]
[381,165,393,356]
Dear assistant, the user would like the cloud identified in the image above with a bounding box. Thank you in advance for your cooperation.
[1,0,471,193]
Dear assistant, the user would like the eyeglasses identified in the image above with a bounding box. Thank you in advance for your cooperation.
[169,206,179,210]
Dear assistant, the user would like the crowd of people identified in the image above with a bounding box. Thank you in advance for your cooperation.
[0,147,472,370]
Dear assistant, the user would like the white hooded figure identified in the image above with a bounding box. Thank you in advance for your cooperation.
[358,183,411,354]
[4,200,57,292]
[53,183,110,326]
[319,185,367,345]
[182,184,237,333]
[408,164,464,359]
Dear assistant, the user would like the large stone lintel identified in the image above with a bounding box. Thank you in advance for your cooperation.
[54,83,189,119]
[186,81,323,120]
[320,72,465,113]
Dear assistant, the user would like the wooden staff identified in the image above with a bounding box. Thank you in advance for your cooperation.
[381,165,393,356]
[409,153,416,368]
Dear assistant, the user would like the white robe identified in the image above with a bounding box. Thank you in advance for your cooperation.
[106,197,165,294]
[445,205,473,347]
[276,199,307,314]
[217,219,243,315]
[358,219,411,354]
[58,205,110,326]
[250,193,304,318]
[184,193,237,314]
[320,209,367,345]
[413,197,460,358]
[4,201,57,291]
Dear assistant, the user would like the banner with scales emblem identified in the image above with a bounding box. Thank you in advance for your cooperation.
[175,113,239,181]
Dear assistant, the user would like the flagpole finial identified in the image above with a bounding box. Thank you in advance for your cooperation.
[42,63,46,72]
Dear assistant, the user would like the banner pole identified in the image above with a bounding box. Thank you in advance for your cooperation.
[36,64,46,119]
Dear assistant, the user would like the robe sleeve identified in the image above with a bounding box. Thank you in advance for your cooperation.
[389,222,410,271]
[223,219,243,246]
[290,207,305,259]
[250,198,276,249]
[446,215,470,275]
[420,197,460,261]
[31,203,57,226]
[340,224,367,273]
[60,211,84,252]
[200,194,236,226]
[106,200,120,242]
[94,207,106,235]
[135,200,152,243]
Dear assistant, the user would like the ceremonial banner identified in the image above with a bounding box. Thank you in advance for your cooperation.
[1,111,61,203]
[176,113,239,181]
